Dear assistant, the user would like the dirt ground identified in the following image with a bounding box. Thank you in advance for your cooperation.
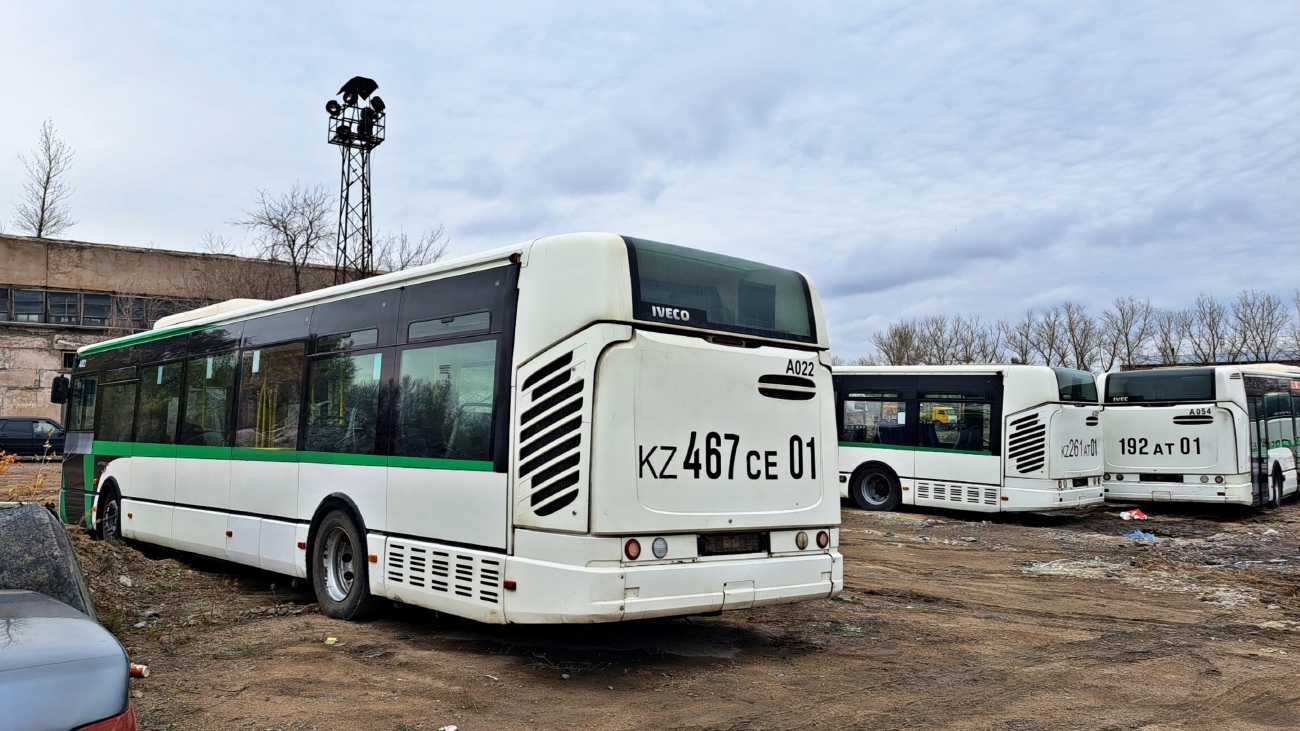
[6,466,1300,730]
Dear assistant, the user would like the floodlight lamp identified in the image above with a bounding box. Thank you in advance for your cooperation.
[333,125,352,142]
[370,96,385,113]
[343,91,359,106]
[326,100,342,117]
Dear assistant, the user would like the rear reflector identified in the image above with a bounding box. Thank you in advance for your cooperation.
[74,705,137,731]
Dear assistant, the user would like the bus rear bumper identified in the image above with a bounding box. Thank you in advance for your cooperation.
[1103,479,1253,505]
[503,551,843,624]
[999,485,1105,511]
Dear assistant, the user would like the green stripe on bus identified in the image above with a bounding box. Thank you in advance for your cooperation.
[231,447,299,462]
[83,453,94,493]
[93,443,491,471]
[838,441,993,456]
[79,322,215,356]
[388,455,495,471]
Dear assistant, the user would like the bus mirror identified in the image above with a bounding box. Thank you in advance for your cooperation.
[51,375,70,404]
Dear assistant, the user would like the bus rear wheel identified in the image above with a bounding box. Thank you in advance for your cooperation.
[851,466,901,511]
[1268,467,1284,509]
[312,509,378,621]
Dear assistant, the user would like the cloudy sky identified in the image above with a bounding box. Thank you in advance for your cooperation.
[2,2,1297,356]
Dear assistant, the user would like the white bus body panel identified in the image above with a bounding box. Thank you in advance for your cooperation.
[589,330,838,534]
[1101,403,1251,503]
[387,468,508,550]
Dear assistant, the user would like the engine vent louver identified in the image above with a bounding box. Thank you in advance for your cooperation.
[757,374,816,401]
[1007,413,1047,474]
[1172,415,1213,426]
[519,350,584,516]
[1085,415,1099,426]
[917,481,998,506]
[385,540,502,605]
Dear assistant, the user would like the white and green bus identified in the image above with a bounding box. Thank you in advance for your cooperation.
[834,365,1105,512]
[1100,365,1300,507]
[56,233,842,623]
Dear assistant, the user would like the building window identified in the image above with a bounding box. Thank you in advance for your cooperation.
[48,292,80,325]
[62,352,77,369]
[112,297,145,330]
[13,290,44,323]
[83,294,111,327]
[0,286,9,321]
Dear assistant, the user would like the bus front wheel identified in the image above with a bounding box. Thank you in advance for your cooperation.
[98,486,122,545]
[851,466,901,512]
[312,509,378,621]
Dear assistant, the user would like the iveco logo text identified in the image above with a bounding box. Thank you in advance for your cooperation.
[651,305,690,322]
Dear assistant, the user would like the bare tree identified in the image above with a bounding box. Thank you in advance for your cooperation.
[1231,289,1289,362]
[1150,309,1189,365]
[199,231,237,255]
[1001,311,1037,365]
[1032,307,1069,367]
[1291,290,1300,356]
[1061,302,1100,372]
[871,320,923,365]
[234,185,334,295]
[11,119,76,238]
[375,226,450,273]
[1099,296,1154,371]
[1184,293,1238,365]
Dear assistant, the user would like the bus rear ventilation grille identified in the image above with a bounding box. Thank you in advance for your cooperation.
[385,541,503,605]
[1172,415,1213,425]
[1007,414,1046,474]
[757,374,816,401]
[1085,415,1100,426]
[520,350,585,516]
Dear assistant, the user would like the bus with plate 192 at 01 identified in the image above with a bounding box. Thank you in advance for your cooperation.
[52,233,842,624]
[833,365,1105,512]
[1100,365,1300,507]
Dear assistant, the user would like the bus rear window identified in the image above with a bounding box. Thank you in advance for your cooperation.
[624,237,815,343]
[1105,369,1215,403]
[1051,368,1097,403]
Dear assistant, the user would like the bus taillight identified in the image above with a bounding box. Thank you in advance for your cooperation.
[624,539,641,560]
[816,531,830,549]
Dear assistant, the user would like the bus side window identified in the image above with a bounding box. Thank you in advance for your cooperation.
[181,353,237,447]
[841,400,906,445]
[136,362,185,444]
[920,400,991,452]
[96,380,138,443]
[396,339,498,462]
[304,351,384,455]
[71,376,98,431]
[236,343,305,450]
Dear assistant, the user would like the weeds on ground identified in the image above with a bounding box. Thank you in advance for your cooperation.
[1,444,60,503]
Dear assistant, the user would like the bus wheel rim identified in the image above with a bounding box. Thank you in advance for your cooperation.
[103,499,119,541]
[865,475,891,504]
[322,527,355,602]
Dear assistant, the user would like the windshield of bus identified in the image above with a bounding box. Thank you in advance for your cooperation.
[1105,369,1216,403]
[1051,367,1098,403]
[624,237,816,343]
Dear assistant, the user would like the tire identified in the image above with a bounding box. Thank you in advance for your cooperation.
[311,509,378,620]
[98,486,123,544]
[850,466,901,512]
[0,503,98,620]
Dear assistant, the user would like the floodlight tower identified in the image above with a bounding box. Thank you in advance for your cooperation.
[326,76,386,284]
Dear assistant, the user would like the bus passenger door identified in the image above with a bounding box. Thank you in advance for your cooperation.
[1247,395,1268,505]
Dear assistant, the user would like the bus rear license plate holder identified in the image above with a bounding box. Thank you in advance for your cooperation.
[698,532,769,556]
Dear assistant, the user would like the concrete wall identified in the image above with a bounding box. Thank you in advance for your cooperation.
[1,234,334,423]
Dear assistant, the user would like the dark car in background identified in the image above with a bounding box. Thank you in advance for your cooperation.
[0,417,64,456]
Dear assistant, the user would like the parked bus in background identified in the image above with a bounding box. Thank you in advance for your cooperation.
[55,233,842,623]
[834,365,1105,512]
[1100,365,1300,507]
